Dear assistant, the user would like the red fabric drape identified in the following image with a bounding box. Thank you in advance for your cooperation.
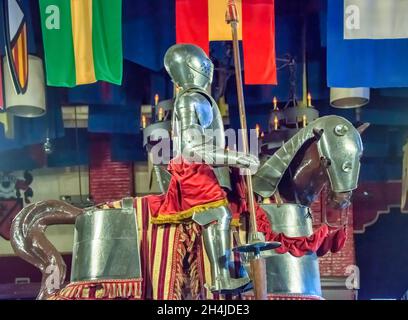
[242,0,277,85]
[228,168,347,257]
[256,206,347,257]
[146,157,227,223]
[175,0,209,54]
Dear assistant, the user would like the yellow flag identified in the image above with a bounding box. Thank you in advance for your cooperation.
[208,0,242,41]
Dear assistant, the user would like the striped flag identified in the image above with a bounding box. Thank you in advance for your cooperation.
[176,0,277,85]
[328,0,408,87]
[39,0,122,87]
[3,0,28,94]
[344,0,408,39]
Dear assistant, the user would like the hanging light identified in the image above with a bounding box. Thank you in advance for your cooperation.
[3,55,46,117]
[43,128,53,154]
[43,137,53,154]
[330,87,370,109]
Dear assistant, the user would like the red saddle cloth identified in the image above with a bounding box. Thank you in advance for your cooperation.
[146,157,228,224]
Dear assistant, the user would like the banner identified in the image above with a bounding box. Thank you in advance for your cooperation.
[3,0,28,94]
[327,0,408,88]
[344,0,408,39]
[176,0,276,85]
[39,0,122,87]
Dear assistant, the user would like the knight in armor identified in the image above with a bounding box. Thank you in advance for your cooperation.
[147,44,259,293]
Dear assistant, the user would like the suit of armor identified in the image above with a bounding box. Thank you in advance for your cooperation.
[164,44,259,293]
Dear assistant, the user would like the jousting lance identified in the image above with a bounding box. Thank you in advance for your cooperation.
[225,0,281,300]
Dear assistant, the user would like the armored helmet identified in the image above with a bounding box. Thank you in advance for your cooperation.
[315,116,363,193]
[164,44,214,90]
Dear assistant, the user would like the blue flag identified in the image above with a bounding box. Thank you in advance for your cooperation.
[327,0,408,88]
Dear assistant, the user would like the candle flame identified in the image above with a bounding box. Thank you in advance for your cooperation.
[142,115,147,128]
[273,96,278,110]
[307,92,312,107]
[154,94,159,106]
[274,115,279,130]
[255,124,260,138]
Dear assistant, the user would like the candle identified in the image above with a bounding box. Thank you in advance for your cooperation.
[158,107,164,121]
[154,94,159,106]
[273,96,278,110]
[274,115,279,130]
[307,92,312,107]
[255,124,260,138]
[142,115,147,129]
[302,114,307,127]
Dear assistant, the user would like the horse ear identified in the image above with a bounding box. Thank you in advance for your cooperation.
[356,122,370,135]
[313,128,324,139]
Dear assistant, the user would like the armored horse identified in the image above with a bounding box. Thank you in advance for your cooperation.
[235,115,368,299]
[9,113,367,300]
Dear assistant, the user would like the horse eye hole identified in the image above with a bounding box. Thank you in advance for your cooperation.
[321,157,331,167]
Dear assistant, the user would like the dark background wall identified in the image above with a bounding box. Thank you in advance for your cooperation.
[355,207,408,300]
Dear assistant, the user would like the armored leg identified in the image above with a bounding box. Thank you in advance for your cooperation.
[193,206,251,294]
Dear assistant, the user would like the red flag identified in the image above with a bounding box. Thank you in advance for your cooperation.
[176,0,209,54]
[242,0,276,85]
[176,0,277,85]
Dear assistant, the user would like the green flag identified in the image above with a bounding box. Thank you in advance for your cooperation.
[39,0,122,87]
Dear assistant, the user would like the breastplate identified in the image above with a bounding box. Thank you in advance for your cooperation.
[172,88,225,154]
[172,88,231,190]
[70,198,141,282]
[261,203,322,297]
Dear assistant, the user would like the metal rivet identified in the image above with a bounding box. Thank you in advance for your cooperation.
[334,124,349,136]
[342,161,352,172]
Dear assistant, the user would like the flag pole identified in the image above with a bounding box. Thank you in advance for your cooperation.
[226,0,280,300]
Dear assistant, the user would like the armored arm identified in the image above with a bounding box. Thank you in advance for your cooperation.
[176,92,259,171]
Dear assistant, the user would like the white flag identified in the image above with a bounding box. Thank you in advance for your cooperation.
[344,0,408,39]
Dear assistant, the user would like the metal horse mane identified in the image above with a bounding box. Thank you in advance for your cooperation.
[253,115,364,200]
